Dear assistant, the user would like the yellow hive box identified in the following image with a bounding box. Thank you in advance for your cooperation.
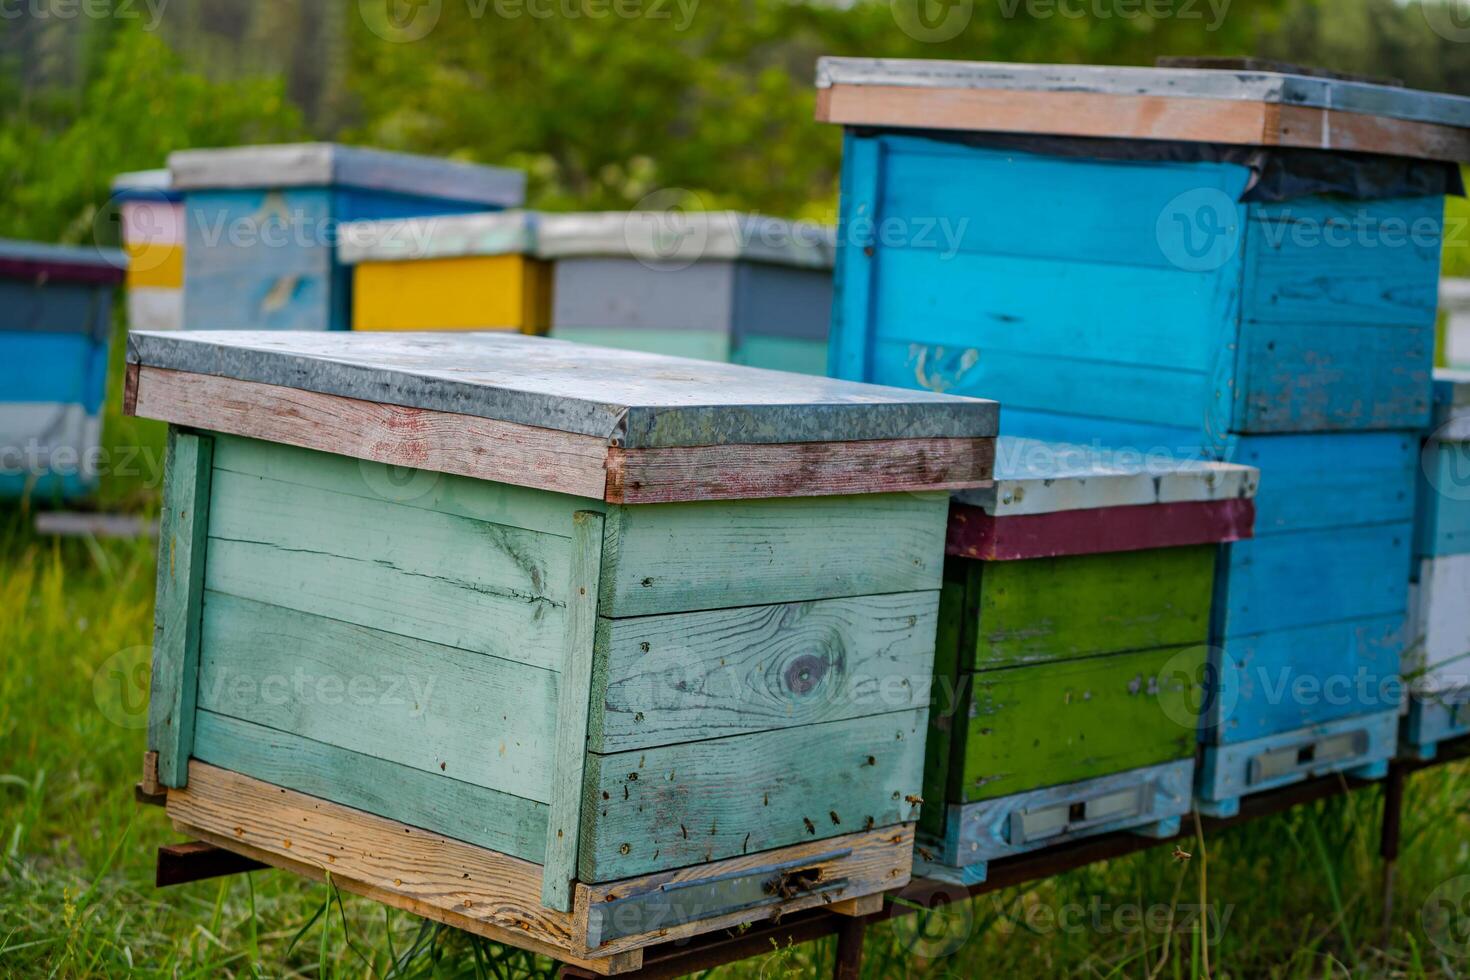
[340,211,550,334]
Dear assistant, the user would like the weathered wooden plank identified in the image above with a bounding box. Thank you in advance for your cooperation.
[149,429,214,787]
[197,592,558,802]
[870,252,1226,375]
[604,437,993,504]
[874,140,1249,272]
[827,132,882,384]
[1243,198,1442,327]
[543,512,606,911]
[598,493,949,617]
[919,558,973,838]
[573,825,913,959]
[204,468,569,672]
[963,547,1215,669]
[162,762,624,971]
[128,366,614,499]
[815,57,1470,128]
[870,339,1213,433]
[208,466,570,604]
[818,83,1277,144]
[946,499,1254,561]
[943,759,1194,867]
[965,436,1258,518]
[1233,321,1433,433]
[1215,523,1411,637]
[204,542,565,675]
[192,711,549,861]
[1196,710,1398,813]
[816,83,1470,161]
[578,709,926,882]
[1208,613,1406,744]
[210,433,597,538]
[125,330,1000,449]
[588,592,939,752]
[131,366,993,504]
[959,646,1202,802]
[166,760,906,967]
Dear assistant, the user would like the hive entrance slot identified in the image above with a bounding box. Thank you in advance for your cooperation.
[766,865,824,899]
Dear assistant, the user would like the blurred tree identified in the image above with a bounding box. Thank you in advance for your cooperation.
[342,0,1289,216]
[0,27,303,244]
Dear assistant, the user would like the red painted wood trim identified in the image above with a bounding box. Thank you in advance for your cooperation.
[947,497,1256,561]
[0,256,126,285]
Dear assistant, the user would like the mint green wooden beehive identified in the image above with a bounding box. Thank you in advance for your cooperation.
[127,331,996,965]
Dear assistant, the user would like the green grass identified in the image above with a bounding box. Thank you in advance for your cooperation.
[3,321,1470,977]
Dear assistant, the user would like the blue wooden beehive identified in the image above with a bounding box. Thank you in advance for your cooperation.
[169,143,525,331]
[0,239,126,500]
[1405,371,1470,756]
[816,57,1470,813]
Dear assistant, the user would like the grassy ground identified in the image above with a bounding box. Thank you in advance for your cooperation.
[3,320,1470,977]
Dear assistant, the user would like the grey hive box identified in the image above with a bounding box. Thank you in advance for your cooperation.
[124,331,997,970]
[539,211,837,375]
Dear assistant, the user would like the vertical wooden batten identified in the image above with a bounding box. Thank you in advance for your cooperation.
[543,511,607,910]
[148,429,214,787]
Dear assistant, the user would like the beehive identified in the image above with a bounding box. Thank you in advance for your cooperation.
[125,331,996,971]
[339,211,550,334]
[113,169,185,331]
[918,438,1256,883]
[816,56,1456,812]
[540,211,835,374]
[170,143,525,332]
[0,239,125,499]
[1406,371,1470,756]
[818,57,1464,442]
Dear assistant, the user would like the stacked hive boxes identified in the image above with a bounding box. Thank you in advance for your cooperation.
[126,330,996,971]
[338,210,835,372]
[919,438,1257,884]
[816,57,1470,814]
[112,169,185,331]
[0,239,125,499]
[1406,371,1470,756]
[169,143,525,331]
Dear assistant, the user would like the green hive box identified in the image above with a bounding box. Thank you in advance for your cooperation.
[919,438,1258,885]
[125,330,996,970]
